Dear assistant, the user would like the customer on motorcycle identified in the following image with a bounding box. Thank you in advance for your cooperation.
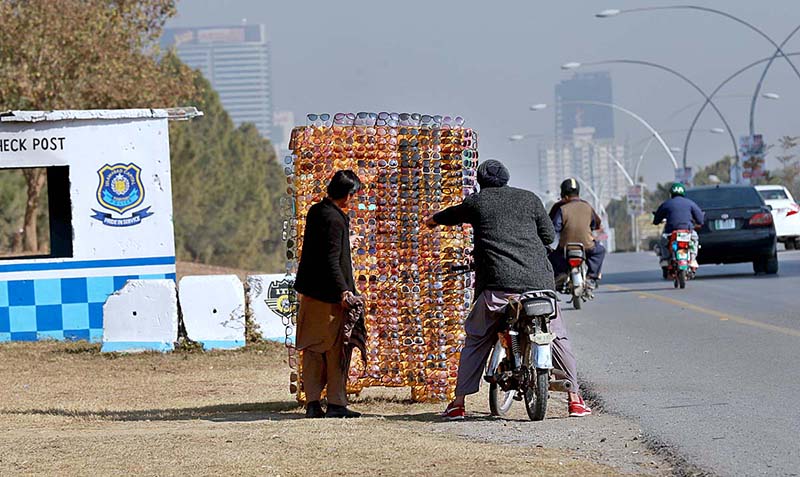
[424,159,592,420]
[548,178,606,289]
[653,182,704,270]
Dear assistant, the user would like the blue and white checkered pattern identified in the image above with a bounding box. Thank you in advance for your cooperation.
[0,273,176,343]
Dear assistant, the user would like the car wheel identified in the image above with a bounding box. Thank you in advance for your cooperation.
[765,252,779,275]
[754,253,779,275]
[753,259,765,274]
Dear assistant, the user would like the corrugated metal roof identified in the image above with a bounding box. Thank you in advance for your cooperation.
[0,107,203,123]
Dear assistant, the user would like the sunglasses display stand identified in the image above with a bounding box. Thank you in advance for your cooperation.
[283,112,478,403]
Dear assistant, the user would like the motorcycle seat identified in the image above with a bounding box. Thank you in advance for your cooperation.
[516,290,559,318]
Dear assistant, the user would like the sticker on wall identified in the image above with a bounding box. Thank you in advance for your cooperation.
[265,277,294,321]
[91,163,154,227]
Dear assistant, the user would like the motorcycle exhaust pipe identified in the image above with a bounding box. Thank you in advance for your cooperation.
[551,369,568,380]
[548,379,573,393]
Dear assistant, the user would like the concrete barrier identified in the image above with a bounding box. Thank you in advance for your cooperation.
[101,279,178,352]
[179,275,245,350]
[246,274,295,342]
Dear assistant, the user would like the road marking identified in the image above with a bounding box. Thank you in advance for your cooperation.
[606,284,800,338]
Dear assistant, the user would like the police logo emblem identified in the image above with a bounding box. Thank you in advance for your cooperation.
[266,278,295,321]
[91,163,153,227]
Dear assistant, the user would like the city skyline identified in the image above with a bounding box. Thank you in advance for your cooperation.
[161,24,274,140]
[167,0,800,193]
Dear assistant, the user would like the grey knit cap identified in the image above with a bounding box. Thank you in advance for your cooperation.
[477,159,510,188]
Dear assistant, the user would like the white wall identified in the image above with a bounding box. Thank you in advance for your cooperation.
[0,115,175,263]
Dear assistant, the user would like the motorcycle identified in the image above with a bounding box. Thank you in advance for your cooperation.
[556,242,593,310]
[664,229,696,289]
[483,290,572,421]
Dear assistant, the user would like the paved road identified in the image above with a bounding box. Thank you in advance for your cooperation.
[567,250,800,477]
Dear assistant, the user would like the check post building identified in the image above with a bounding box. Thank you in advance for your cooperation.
[0,109,198,343]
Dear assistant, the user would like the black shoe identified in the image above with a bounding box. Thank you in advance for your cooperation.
[325,404,361,418]
[305,400,325,418]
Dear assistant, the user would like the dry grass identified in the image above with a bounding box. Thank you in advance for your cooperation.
[176,261,268,282]
[0,340,622,476]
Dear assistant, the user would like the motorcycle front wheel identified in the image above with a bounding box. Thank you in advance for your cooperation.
[487,340,516,417]
[524,369,549,421]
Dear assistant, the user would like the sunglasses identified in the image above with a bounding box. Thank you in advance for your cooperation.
[287,118,478,397]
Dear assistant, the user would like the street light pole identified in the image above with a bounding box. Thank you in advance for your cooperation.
[749,24,800,136]
[597,6,800,184]
[633,128,725,181]
[606,150,640,252]
[684,52,798,183]
[556,100,679,169]
[609,153,634,187]
[574,176,607,219]
[562,59,738,168]
[664,94,771,123]
[596,6,800,82]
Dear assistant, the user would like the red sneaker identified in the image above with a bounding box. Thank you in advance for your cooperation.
[440,401,465,420]
[569,396,592,417]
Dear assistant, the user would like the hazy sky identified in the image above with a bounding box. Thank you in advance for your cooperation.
[168,0,800,193]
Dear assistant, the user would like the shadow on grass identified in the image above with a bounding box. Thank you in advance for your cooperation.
[2,401,304,422]
[377,411,509,423]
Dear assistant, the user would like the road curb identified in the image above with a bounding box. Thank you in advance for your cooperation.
[579,378,716,477]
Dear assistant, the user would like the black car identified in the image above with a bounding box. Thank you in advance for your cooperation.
[685,185,778,274]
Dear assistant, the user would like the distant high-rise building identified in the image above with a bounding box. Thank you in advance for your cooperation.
[555,72,614,141]
[161,25,272,138]
[538,127,627,206]
[272,110,295,158]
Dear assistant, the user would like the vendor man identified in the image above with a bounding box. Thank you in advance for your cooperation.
[294,170,363,419]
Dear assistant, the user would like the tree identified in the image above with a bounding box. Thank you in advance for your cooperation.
[606,197,632,251]
[775,136,800,194]
[169,73,286,272]
[0,0,196,252]
[692,156,734,186]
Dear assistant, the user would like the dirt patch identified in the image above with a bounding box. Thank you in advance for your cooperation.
[175,261,265,282]
[0,341,666,476]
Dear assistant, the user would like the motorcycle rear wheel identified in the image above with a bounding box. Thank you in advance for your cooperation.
[487,341,516,417]
[524,369,549,421]
[572,293,582,310]
[678,270,686,289]
[489,382,516,417]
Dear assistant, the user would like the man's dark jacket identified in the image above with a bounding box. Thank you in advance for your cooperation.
[294,198,356,303]
[433,186,557,294]
[653,196,705,233]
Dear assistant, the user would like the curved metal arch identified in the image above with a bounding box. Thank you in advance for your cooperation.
[749,24,800,136]
[613,5,800,83]
[577,59,738,167]
[684,51,800,171]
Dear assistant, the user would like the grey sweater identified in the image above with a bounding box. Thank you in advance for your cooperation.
[433,186,556,294]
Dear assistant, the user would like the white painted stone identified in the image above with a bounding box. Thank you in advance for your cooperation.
[246,274,295,342]
[179,275,245,350]
[101,279,178,353]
